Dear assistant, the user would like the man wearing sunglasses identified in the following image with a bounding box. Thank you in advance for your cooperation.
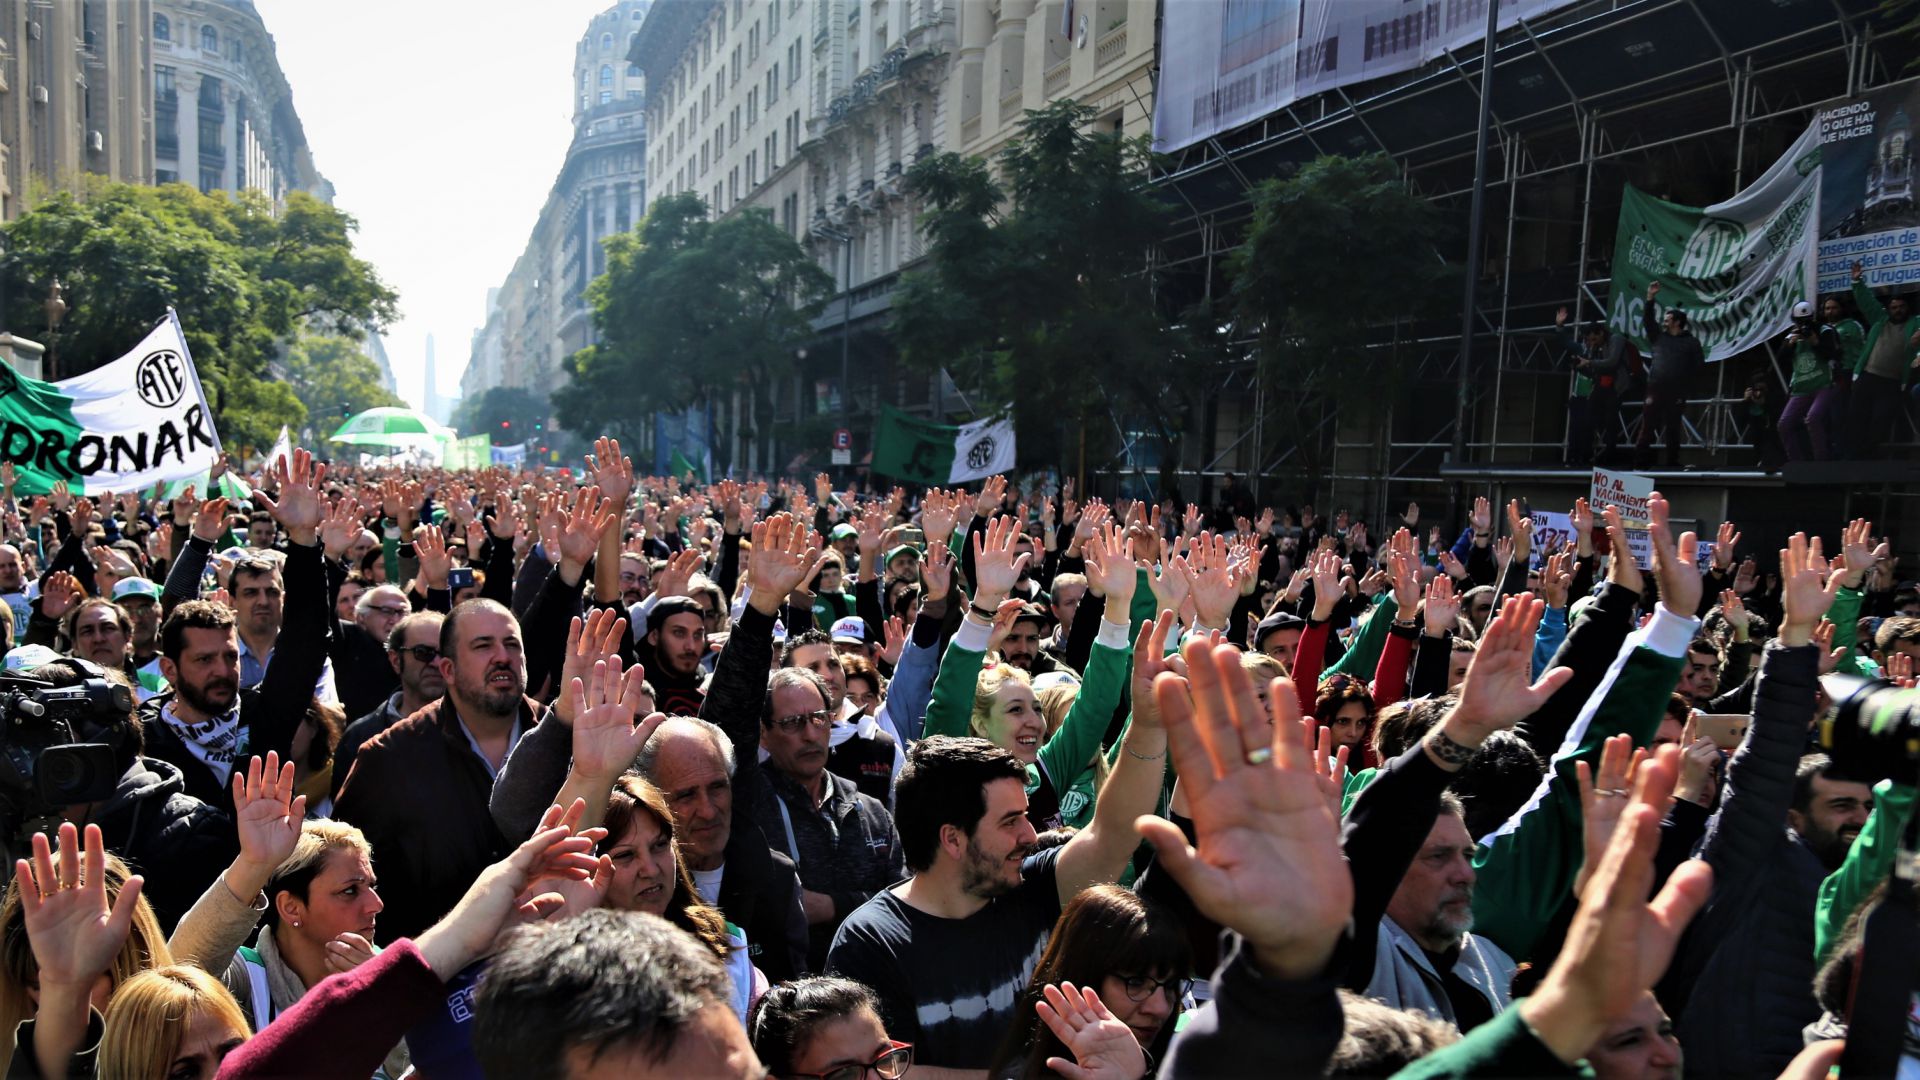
[331,610,447,797]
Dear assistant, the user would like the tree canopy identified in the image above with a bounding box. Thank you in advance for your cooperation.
[280,334,406,438]
[891,101,1201,483]
[451,386,549,446]
[0,182,398,451]
[554,191,832,457]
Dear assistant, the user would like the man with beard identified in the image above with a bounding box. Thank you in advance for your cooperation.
[329,610,447,797]
[1364,796,1514,1031]
[780,628,898,803]
[138,451,333,809]
[1788,756,1873,871]
[336,598,535,942]
[997,603,1056,676]
[644,596,708,714]
[617,551,651,607]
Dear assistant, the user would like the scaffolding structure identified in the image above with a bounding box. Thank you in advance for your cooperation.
[1141,0,1917,540]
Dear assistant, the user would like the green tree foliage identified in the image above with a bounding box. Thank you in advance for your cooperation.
[281,335,406,435]
[1227,153,1454,479]
[452,386,548,445]
[555,192,833,461]
[892,100,1202,479]
[0,183,397,452]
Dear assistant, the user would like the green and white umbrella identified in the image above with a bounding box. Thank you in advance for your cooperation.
[158,472,251,501]
[330,407,453,447]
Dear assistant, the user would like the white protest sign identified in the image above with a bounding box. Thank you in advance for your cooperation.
[1590,467,1654,528]
[1528,510,1574,568]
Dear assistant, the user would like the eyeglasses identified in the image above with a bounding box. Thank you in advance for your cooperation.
[790,1042,913,1080]
[396,645,440,664]
[1118,974,1189,1003]
[768,709,834,733]
[370,605,410,618]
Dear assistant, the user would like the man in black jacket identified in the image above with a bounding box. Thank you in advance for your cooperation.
[1636,281,1706,468]
[138,451,333,808]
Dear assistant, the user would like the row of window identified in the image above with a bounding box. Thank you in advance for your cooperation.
[153,14,243,64]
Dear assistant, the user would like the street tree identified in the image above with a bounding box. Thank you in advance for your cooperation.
[554,192,832,466]
[282,334,406,434]
[892,100,1204,489]
[0,183,397,452]
[452,386,548,445]
[1227,152,1455,484]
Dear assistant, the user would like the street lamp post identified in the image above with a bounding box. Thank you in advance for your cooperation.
[42,279,66,379]
[814,224,854,479]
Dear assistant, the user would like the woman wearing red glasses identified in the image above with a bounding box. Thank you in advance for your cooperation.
[748,976,914,1080]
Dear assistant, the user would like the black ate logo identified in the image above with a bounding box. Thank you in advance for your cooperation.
[965,436,996,472]
[136,351,187,409]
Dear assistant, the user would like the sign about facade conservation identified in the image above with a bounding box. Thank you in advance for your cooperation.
[0,312,222,496]
[1153,0,1580,153]
[1605,122,1821,364]
[1815,80,1920,294]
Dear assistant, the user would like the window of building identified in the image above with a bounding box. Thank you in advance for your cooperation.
[601,32,614,50]
[770,2,780,35]
[600,64,613,86]
[628,63,641,76]
[156,66,175,98]
[632,7,643,17]
[628,89,641,99]
[154,14,169,41]
[199,168,220,192]
[201,25,217,51]
[600,90,613,104]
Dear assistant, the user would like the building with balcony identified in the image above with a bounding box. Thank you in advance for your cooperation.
[945,0,1154,159]
[464,1,648,431]
[0,0,155,220]
[149,0,328,201]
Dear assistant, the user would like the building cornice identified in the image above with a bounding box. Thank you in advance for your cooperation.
[629,0,718,86]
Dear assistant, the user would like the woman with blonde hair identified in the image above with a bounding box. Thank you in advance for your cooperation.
[923,522,1139,831]
[98,965,249,1080]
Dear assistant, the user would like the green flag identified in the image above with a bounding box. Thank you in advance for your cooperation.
[870,405,1016,485]
[669,448,706,484]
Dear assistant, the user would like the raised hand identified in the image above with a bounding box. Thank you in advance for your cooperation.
[1519,745,1712,1065]
[1813,621,1846,675]
[1506,499,1532,564]
[1137,641,1352,980]
[971,514,1032,606]
[318,496,363,560]
[1470,495,1492,537]
[1540,551,1573,610]
[568,655,662,783]
[39,571,82,620]
[921,539,954,605]
[747,514,830,616]
[1081,524,1137,613]
[1572,734,1638,897]
[1130,610,1179,730]
[1712,521,1739,570]
[252,449,328,546]
[413,805,605,978]
[1436,593,1575,753]
[1188,532,1239,629]
[1839,517,1875,589]
[1778,532,1842,646]
[587,437,635,509]
[878,616,908,667]
[1309,549,1342,621]
[1570,497,1595,557]
[553,608,627,725]
[1438,549,1468,582]
[17,823,143,991]
[652,547,703,601]
[1600,504,1645,596]
[49,480,71,515]
[414,525,453,591]
[920,488,962,548]
[1390,550,1422,621]
[1034,982,1147,1080]
[1147,555,1192,618]
[230,752,307,898]
[556,486,618,580]
[1717,588,1749,640]
[973,474,1008,519]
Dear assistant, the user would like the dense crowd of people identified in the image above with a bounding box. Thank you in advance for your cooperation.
[0,442,1911,1079]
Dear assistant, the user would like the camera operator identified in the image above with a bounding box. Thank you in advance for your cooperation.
[0,657,236,931]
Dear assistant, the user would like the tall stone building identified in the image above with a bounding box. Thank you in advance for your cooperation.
[464,1,648,431]
[149,0,329,201]
[0,0,156,220]
[946,0,1154,159]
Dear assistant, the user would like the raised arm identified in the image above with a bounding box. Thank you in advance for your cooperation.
[250,450,332,757]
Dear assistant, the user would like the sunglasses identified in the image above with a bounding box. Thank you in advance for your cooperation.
[396,644,440,664]
[790,1042,913,1080]
[768,709,834,733]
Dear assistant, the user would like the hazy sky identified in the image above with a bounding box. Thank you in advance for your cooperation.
[256,0,614,413]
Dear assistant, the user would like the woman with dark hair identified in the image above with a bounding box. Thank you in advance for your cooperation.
[1315,673,1378,767]
[600,774,764,1021]
[747,976,912,1080]
[988,884,1192,1079]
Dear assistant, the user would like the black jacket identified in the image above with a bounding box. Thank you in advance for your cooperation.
[330,619,397,723]
[87,757,236,932]
[140,539,332,808]
[754,765,903,971]
[335,696,536,943]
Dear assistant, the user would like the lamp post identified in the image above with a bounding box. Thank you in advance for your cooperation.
[813,224,854,480]
[42,279,66,379]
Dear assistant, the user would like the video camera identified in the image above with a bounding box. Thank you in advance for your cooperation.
[0,666,133,840]
[1816,676,1920,1076]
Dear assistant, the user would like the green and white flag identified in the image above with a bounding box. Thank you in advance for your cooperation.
[0,311,221,496]
[871,405,1017,485]
[1606,121,1821,362]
